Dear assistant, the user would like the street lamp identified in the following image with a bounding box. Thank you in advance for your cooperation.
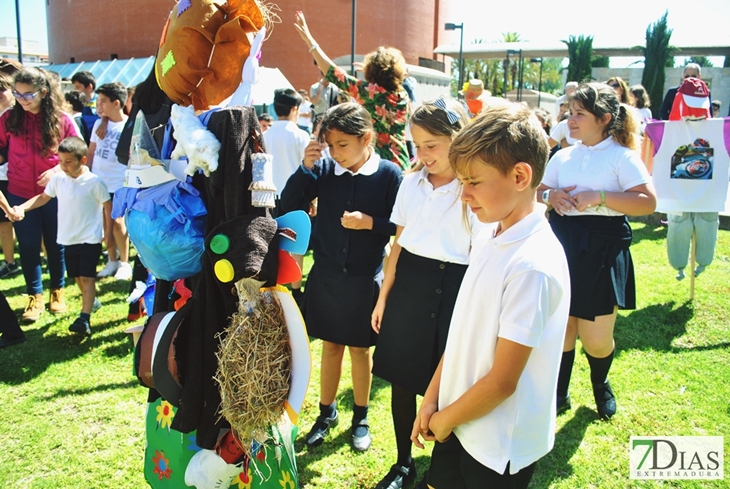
[530,58,543,107]
[350,0,357,76]
[14,0,23,63]
[444,22,464,93]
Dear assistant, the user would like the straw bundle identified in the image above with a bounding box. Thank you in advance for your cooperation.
[215,280,292,458]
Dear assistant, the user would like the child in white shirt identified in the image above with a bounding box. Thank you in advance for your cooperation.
[17,137,110,336]
[411,103,571,488]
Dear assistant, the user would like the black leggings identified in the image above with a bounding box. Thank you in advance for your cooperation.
[392,383,418,466]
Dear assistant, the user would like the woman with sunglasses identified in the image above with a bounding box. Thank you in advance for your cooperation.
[0,67,80,322]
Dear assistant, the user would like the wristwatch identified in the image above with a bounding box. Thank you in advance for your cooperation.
[542,189,551,203]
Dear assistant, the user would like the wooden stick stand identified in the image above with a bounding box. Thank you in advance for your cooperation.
[689,230,696,301]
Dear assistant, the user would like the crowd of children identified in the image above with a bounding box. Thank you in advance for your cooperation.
[0,64,136,339]
[0,20,667,486]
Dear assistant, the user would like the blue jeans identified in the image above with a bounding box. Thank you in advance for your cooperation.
[666,212,718,270]
[8,192,65,295]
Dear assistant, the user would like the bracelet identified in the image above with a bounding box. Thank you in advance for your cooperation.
[308,43,319,53]
[599,190,606,207]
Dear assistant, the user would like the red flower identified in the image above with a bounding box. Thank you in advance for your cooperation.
[377,133,391,145]
[255,447,266,463]
[386,93,399,106]
[394,109,407,124]
[375,104,389,120]
[334,68,346,83]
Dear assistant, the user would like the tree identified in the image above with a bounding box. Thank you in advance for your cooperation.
[562,35,594,83]
[687,56,713,67]
[640,11,675,118]
[591,55,610,68]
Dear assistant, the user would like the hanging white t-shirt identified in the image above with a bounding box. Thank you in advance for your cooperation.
[646,118,730,213]
[44,170,110,246]
[90,118,127,193]
[542,136,650,217]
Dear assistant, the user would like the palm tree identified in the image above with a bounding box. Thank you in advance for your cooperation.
[562,35,594,83]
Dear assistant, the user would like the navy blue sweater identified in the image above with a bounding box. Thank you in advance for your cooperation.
[280,156,402,276]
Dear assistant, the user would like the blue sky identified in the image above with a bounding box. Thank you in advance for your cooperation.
[1,0,728,67]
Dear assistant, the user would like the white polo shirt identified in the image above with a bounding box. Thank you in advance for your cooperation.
[263,120,310,197]
[542,136,650,217]
[390,168,487,264]
[439,204,570,474]
[550,119,578,147]
[44,170,110,246]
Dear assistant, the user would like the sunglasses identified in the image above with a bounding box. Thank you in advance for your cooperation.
[12,90,40,102]
[608,83,620,89]
[712,105,720,110]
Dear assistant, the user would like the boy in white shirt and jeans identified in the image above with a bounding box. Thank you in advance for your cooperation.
[411,104,571,488]
[16,137,110,336]
[88,82,131,280]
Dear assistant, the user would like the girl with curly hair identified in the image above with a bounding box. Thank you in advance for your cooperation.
[295,11,411,171]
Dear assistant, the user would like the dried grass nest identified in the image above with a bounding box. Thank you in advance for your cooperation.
[215,285,292,457]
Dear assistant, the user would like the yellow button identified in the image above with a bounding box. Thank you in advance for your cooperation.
[214,259,235,283]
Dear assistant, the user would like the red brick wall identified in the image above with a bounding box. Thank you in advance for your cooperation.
[47,0,175,63]
[47,0,453,91]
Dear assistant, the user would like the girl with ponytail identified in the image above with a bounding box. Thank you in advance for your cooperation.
[0,67,80,322]
[536,82,656,420]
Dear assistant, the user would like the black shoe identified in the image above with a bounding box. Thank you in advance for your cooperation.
[351,417,372,452]
[0,335,26,348]
[557,393,571,415]
[593,380,616,419]
[304,409,338,447]
[375,462,416,489]
[0,260,20,279]
[69,317,91,336]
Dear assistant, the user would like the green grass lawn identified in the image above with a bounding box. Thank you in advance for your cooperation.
[1,221,728,488]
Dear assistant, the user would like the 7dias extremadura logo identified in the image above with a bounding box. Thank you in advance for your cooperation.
[630,436,724,479]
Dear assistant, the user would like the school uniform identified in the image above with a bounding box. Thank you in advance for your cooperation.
[280,150,401,347]
[372,168,484,395]
[433,205,570,484]
[542,136,650,321]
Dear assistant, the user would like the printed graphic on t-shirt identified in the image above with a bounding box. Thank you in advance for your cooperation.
[670,138,714,180]
[95,129,121,161]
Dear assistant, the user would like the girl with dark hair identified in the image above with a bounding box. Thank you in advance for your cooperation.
[295,12,411,171]
[0,67,79,322]
[370,98,480,489]
[280,102,402,453]
[537,83,656,419]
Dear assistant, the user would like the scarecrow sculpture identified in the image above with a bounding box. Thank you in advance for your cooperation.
[115,2,311,488]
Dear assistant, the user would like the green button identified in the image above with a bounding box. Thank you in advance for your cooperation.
[214,259,235,283]
[210,234,230,254]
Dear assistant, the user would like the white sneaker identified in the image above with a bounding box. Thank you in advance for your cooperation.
[126,280,147,303]
[114,261,133,280]
[97,260,120,278]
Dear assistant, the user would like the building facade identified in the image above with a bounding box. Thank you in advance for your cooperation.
[46,0,455,92]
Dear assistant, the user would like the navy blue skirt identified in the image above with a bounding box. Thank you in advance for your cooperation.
[303,264,382,347]
[549,210,636,321]
[372,249,467,395]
